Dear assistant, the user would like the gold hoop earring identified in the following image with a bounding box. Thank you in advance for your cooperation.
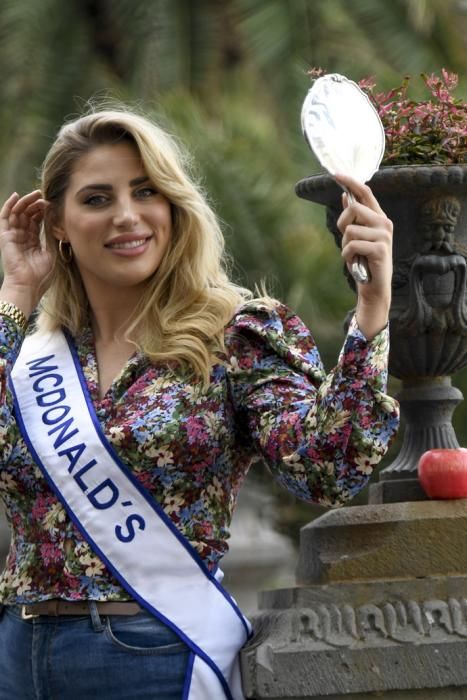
[58,239,73,264]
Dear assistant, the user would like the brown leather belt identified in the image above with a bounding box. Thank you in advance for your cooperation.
[20,600,141,620]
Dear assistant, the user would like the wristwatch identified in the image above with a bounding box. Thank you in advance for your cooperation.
[0,300,28,332]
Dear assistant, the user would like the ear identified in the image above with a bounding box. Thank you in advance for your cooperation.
[44,201,66,242]
[51,224,66,242]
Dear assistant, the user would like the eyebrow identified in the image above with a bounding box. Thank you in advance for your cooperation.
[76,176,150,195]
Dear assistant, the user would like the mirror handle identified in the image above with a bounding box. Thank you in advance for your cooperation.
[346,189,371,285]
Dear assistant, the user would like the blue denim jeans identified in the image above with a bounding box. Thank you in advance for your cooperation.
[0,603,191,699]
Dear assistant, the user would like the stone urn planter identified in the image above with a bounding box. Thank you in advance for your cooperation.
[296,164,467,503]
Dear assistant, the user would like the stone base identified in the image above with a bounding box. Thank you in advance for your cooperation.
[245,688,467,699]
[296,500,467,585]
[241,500,467,698]
[241,576,467,699]
[369,478,427,504]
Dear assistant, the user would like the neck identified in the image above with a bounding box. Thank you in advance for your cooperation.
[87,287,143,345]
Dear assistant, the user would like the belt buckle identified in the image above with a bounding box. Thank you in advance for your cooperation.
[21,606,40,620]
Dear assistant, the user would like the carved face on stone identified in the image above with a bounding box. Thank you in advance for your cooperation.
[419,196,461,254]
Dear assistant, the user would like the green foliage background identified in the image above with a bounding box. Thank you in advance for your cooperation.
[0,0,466,538]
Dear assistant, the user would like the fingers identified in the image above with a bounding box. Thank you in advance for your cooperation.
[341,237,390,270]
[10,190,43,214]
[341,222,392,247]
[1,190,45,220]
[341,215,392,253]
[18,200,48,231]
[336,180,393,285]
[12,191,47,226]
[335,174,384,214]
[0,190,47,235]
[336,176,392,241]
[0,192,20,222]
[338,201,392,235]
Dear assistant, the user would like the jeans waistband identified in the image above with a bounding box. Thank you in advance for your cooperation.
[6,600,141,623]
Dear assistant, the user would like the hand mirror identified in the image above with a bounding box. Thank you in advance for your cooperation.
[301,73,385,284]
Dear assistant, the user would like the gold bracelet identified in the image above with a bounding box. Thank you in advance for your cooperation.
[0,300,28,332]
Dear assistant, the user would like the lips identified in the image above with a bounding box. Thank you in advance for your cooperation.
[107,238,147,250]
[105,233,153,250]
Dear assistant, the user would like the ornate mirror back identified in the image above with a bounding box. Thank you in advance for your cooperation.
[301,73,386,284]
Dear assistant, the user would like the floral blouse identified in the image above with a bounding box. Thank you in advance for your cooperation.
[0,301,399,604]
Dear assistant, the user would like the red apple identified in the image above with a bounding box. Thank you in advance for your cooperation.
[418,448,467,499]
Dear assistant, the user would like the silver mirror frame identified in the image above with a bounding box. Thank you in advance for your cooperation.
[301,73,386,284]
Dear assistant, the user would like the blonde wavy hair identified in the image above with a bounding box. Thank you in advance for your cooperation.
[37,107,257,384]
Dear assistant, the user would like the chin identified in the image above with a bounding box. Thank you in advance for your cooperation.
[112,264,161,287]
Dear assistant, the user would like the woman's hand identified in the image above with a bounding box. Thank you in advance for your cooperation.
[335,174,393,341]
[0,190,53,317]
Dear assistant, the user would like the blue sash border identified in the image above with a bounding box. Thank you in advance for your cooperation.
[182,652,196,700]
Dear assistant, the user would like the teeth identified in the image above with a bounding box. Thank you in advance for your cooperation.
[108,239,146,249]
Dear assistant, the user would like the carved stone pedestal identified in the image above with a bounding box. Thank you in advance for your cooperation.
[241,501,467,698]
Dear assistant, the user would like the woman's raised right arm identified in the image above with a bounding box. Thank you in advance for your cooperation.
[0,191,53,463]
[0,190,53,317]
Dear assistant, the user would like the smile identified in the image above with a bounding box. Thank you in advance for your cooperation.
[107,238,148,250]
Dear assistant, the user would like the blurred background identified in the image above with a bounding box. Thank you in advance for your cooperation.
[0,0,466,610]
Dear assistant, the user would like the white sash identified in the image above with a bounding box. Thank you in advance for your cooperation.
[10,330,251,700]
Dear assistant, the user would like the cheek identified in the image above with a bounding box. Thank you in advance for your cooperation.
[164,222,173,250]
[64,209,101,240]
[159,209,173,243]
[159,198,173,225]
[161,211,173,236]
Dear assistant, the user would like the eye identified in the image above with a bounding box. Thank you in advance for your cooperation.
[135,186,157,199]
[83,193,109,207]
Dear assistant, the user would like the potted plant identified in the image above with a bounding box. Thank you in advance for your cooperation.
[296,69,467,503]
[360,69,466,166]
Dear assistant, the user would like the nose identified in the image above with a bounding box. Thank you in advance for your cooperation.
[112,197,140,229]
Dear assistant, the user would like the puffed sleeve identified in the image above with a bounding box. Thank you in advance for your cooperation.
[0,317,26,466]
[224,301,399,507]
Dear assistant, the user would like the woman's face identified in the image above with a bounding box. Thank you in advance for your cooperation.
[54,141,172,302]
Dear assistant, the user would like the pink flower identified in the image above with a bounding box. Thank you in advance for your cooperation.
[359,70,465,165]
[40,543,63,565]
[185,416,209,444]
[358,76,376,91]
[31,495,54,521]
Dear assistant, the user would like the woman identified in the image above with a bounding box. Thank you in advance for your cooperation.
[0,109,398,699]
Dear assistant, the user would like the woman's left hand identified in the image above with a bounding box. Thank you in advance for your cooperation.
[335,173,393,341]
